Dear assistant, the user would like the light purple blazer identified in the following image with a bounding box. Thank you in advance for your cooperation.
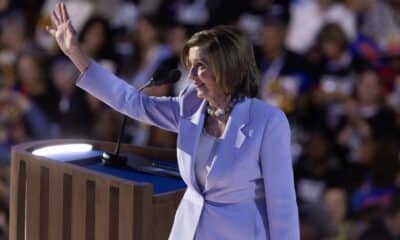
[77,62,300,240]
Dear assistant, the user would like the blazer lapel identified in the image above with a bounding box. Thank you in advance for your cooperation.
[204,98,252,191]
[179,99,207,192]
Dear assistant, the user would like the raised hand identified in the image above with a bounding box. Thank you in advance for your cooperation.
[46,2,78,56]
[46,2,90,72]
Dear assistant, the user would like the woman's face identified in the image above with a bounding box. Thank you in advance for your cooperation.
[187,46,223,101]
[356,71,381,105]
[136,18,158,46]
[83,22,106,51]
[51,62,76,96]
[322,40,342,59]
[260,25,286,57]
[17,55,42,88]
[323,188,347,223]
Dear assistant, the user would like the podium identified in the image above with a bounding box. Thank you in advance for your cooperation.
[9,139,186,240]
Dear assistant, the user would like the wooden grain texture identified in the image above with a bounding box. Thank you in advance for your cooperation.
[62,174,72,240]
[71,173,87,240]
[25,161,41,240]
[95,180,110,240]
[86,180,96,240]
[134,186,153,240]
[118,184,134,240]
[39,167,50,240]
[10,140,185,240]
[48,167,64,240]
[109,186,119,240]
[9,157,26,240]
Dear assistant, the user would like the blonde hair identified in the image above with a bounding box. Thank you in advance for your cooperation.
[181,25,259,98]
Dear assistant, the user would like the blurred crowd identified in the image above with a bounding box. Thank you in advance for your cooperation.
[0,0,400,239]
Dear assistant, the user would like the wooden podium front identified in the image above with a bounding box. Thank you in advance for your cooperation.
[9,139,186,240]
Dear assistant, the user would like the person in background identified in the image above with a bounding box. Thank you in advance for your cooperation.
[294,129,344,204]
[126,14,173,89]
[336,68,398,164]
[298,201,337,240]
[164,22,190,95]
[350,140,399,218]
[311,23,356,105]
[0,11,31,81]
[323,187,353,240]
[78,15,116,64]
[358,197,400,240]
[128,14,179,147]
[256,3,314,115]
[50,57,93,137]
[47,3,299,239]
[360,0,400,51]
[0,11,30,56]
[0,89,51,162]
[307,22,360,138]
[14,48,59,125]
[286,0,358,54]
[255,4,315,163]
[91,108,121,142]
[387,76,400,127]
[378,48,400,94]
[383,199,400,239]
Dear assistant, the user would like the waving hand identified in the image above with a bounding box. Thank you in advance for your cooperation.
[46,3,90,72]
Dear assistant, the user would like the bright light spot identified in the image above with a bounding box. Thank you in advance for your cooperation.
[32,144,93,156]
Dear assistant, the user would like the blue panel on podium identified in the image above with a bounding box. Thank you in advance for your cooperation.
[83,163,186,194]
[42,149,186,194]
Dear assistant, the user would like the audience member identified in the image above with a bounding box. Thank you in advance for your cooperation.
[50,58,93,137]
[323,187,353,239]
[256,3,314,114]
[294,129,345,204]
[14,49,59,123]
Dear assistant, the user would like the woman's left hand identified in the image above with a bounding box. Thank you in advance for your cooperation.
[46,2,91,73]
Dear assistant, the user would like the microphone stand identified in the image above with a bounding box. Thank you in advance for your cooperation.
[101,81,153,167]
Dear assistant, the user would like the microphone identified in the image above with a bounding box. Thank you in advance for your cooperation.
[101,68,181,167]
[140,68,181,89]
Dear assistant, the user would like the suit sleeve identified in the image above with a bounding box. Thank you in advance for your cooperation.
[76,61,180,133]
[260,109,299,240]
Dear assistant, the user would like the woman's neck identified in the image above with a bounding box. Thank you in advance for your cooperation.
[142,40,158,54]
[208,95,230,110]
[24,83,45,96]
[80,42,96,58]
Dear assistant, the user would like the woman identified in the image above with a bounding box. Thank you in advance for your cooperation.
[78,15,116,62]
[47,3,299,239]
[14,48,59,123]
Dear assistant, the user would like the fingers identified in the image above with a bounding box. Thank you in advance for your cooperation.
[61,3,69,22]
[66,20,76,35]
[47,3,73,38]
[54,3,64,24]
[58,2,68,23]
[45,25,56,37]
[51,10,60,26]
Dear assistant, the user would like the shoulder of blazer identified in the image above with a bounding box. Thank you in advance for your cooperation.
[250,98,286,124]
[177,84,203,118]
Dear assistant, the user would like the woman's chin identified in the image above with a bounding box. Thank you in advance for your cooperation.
[195,89,206,99]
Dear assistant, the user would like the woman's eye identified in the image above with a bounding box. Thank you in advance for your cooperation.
[188,62,206,73]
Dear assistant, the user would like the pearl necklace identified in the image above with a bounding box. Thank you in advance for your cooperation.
[206,97,242,117]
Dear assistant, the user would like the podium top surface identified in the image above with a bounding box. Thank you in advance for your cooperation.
[12,139,187,195]
[47,150,186,194]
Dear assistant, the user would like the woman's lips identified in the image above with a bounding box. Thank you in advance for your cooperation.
[194,83,204,89]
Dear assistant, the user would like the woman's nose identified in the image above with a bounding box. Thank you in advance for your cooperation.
[189,67,197,79]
